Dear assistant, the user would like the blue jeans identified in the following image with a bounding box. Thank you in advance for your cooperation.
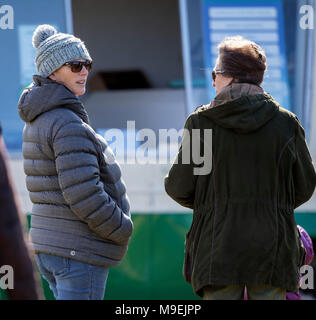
[35,253,109,300]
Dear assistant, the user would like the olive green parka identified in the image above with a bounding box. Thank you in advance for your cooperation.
[165,83,316,297]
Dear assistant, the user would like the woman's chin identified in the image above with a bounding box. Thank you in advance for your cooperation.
[74,87,86,97]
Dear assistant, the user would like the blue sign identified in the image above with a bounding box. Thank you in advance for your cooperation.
[201,0,290,110]
[0,0,69,151]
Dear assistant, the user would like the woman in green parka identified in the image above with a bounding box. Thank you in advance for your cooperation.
[165,36,316,300]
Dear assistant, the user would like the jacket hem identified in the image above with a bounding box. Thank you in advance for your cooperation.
[32,244,121,268]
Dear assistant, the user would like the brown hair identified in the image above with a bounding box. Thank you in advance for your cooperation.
[217,36,267,85]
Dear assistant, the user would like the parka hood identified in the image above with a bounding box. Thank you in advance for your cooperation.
[199,83,279,133]
[18,75,88,123]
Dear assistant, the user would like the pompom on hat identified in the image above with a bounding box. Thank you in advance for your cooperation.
[32,24,92,77]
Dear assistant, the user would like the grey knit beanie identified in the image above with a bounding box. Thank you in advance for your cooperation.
[32,24,92,77]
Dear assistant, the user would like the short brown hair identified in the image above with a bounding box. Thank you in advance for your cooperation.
[217,36,267,85]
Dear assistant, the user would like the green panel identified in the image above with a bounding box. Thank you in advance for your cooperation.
[104,214,198,300]
[41,279,56,300]
[0,289,8,300]
[294,212,316,238]
[22,211,316,300]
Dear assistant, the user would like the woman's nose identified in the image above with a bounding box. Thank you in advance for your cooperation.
[80,66,89,75]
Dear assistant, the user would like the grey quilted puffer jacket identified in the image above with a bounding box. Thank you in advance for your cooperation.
[18,75,133,267]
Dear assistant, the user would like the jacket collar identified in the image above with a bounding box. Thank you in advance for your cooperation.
[18,75,89,124]
[198,83,279,134]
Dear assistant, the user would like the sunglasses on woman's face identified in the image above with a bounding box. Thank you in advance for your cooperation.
[64,60,93,73]
[212,69,225,82]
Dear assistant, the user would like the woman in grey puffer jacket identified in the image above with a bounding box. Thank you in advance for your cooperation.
[18,25,133,300]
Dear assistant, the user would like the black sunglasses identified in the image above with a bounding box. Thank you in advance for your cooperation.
[64,60,93,73]
[212,69,225,82]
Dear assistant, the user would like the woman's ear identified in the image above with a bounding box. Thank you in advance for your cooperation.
[49,73,56,81]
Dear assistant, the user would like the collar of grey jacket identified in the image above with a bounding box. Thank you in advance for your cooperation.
[17,74,89,124]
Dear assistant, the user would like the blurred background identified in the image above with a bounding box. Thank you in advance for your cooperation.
[0,0,315,299]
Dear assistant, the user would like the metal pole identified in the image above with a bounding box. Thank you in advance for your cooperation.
[294,0,306,122]
[179,0,194,117]
[64,0,73,34]
[302,0,315,142]
[308,1,316,155]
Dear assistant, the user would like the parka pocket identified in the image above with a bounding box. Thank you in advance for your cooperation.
[183,233,193,283]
